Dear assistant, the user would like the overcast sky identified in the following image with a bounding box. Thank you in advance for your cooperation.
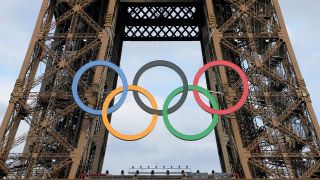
[0,0,319,175]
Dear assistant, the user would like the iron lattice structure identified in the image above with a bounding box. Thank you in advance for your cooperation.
[0,0,320,179]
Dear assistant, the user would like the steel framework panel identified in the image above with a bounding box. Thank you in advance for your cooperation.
[0,0,319,179]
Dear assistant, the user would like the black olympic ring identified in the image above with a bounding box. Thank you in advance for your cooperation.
[132,60,188,116]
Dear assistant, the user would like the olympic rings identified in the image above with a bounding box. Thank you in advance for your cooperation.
[102,85,158,141]
[72,59,249,141]
[193,60,249,115]
[132,60,188,116]
[72,61,128,115]
[163,85,219,141]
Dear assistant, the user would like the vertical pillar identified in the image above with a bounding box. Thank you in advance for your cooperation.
[205,0,252,178]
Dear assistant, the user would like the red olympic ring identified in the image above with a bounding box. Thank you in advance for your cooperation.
[193,60,249,115]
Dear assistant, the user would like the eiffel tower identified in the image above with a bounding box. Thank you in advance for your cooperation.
[0,0,320,179]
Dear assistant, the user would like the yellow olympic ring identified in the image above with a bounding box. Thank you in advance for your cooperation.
[102,85,158,141]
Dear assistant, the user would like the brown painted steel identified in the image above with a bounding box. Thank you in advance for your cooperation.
[0,0,319,179]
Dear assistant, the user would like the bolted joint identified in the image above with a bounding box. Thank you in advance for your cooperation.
[58,59,67,69]
[297,79,307,90]
[271,119,280,127]
[207,14,217,27]
[41,119,49,129]
[10,79,24,102]
[98,30,108,39]
[297,87,309,99]
[303,96,312,103]
[104,13,114,27]
[32,153,38,158]
[240,4,248,12]
[73,5,81,12]
[13,79,23,91]
[255,60,262,68]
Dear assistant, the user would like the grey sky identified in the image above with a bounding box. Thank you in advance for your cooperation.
[0,0,319,175]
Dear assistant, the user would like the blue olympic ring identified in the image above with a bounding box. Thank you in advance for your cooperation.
[72,61,128,115]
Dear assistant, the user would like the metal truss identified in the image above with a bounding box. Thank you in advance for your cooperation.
[124,25,200,40]
[0,0,319,179]
[204,0,320,178]
[120,1,203,41]
[0,0,118,178]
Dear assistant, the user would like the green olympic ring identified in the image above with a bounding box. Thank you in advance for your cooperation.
[163,85,219,141]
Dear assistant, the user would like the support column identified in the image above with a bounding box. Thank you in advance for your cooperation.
[205,0,252,178]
